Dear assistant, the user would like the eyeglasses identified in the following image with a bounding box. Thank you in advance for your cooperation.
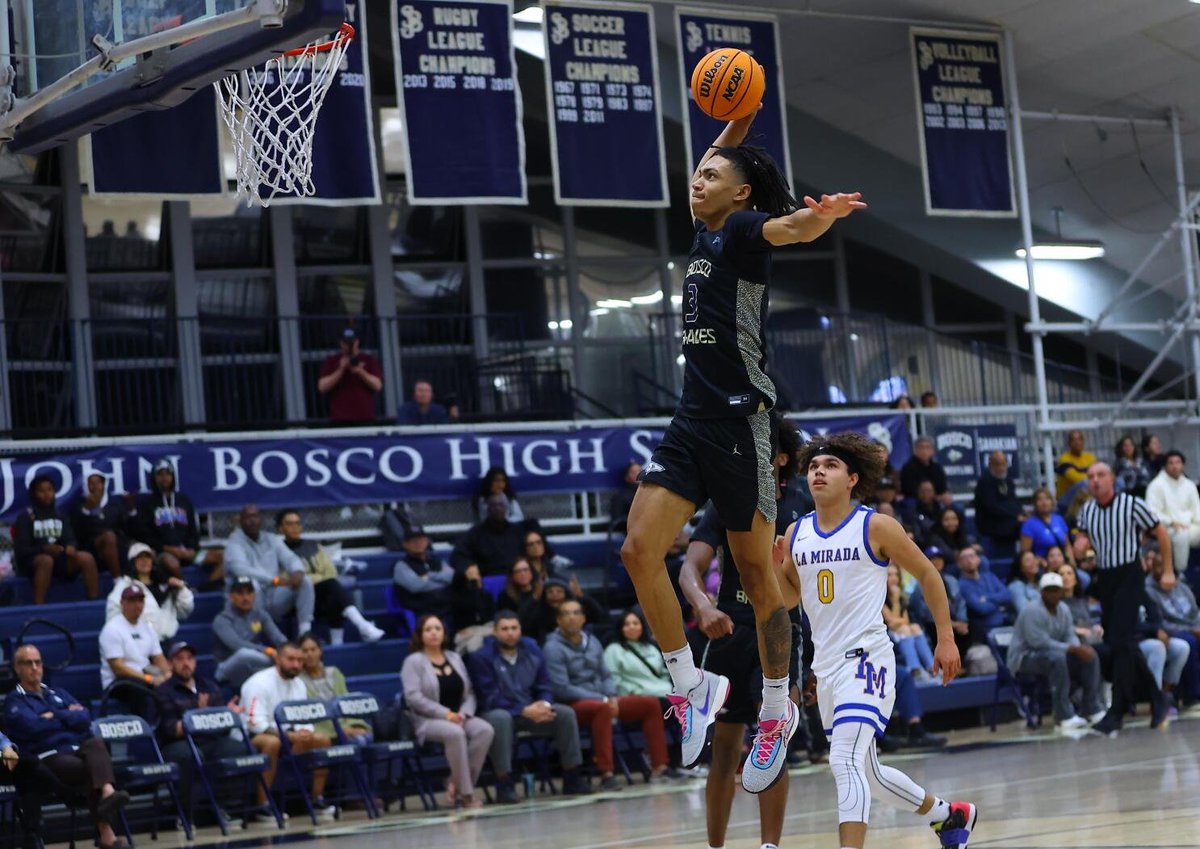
[16,659,42,666]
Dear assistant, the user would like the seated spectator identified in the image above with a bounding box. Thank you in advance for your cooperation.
[6,644,130,845]
[298,633,371,745]
[469,612,591,800]
[871,475,900,511]
[401,615,495,808]
[543,600,671,789]
[878,664,946,751]
[602,609,672,698]
[1075,545,1098,585]
[501,557,539,611]
[107,542,194,641]
[523,529,571,581]
[908,546,969,650]
[1054,429,1096,500]
[1138,597,1191,716]
[1144,549,1200,707]
[69,472,126,580]
[925,507,973,556]
[1006,572,1105,731]
[608,462,642,533]
[521,578,606,644]
[891,394,914,410]
[1145,450,1200,576]
[451,564,497,653]
[1020,487,1071,560]
[1059,564,1103,646]
[1062,486,1094,533]
[241,641,335,817]
[973,451,1026,553]
[1141,433,1166,480]
[1113,435,1148,497]
[474,467,524,522]
[451,494,541,576]
[958,546,1014,642]
[317,327,382,424]
[225,504,313,635]
[1007,551,1043,616]
[883,564,934,679]
[900,480,942,545]
[154,641,245,813]
[135,458,220,582]
[276,510,383,643]
[13,474,100,604]
[919,390,938,408]
[392,525,455,619]
[397,379,449,425]
[213,577,286,689]
[99,585,171,716]
[899,436,953,507]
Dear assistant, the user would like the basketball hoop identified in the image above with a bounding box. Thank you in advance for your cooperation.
[215,21,354,206]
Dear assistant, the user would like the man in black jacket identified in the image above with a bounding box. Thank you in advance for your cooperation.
[973,451,1026,553]
[13,475,100,604]
[68,472,128,580]
[135,459,223,583]
[899,436,953,507]
[451,494,542,576]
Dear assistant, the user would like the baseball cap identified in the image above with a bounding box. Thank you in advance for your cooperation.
[1038,572,1064,590]
[341,327,358,342]
[153,458,174,473]
[230,576,256,592]
[877,477,896,490]
[167,640,195,659]
[127,542,155,563]
[923,545,945,560]
[404,525,428,541]
[121,584,145,601]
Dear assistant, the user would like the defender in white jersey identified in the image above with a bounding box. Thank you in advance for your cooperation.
[774,433,978,849]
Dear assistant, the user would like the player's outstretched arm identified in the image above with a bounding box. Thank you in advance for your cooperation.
[773,523,800,609]
[868,512,961,685]
[688,108,761,220]
[762,193,867,246]
[679,539,734,639]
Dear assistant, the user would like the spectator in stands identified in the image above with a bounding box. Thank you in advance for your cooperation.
[899,436,953,507]
[135,458,219,583]
[1006,572,1104,731]
[1059,564,1103,646]
[317,327,382,424]
[275,510,384,643]
[392,524,455,620]
[1137,595,1190,717]
[958,546,1014,642]
[106,542,194,641]
[225,504,313,635]
[1054,430,1096,500]
[474,467,524,522]
[241,641,334,818]
[1007,550,1043,616]
[873,475,900,512]
[451,564,497,653]
[919,390,938,408]
[608,461,642,533]
[602,609,673,698]
[154,640,245,813]
[298,633,372,744]
[13,474,100,605]
[883,564,935,679]
[543,600,671,788]
[878,665,947,751]
[501,557,539,611]
[451,493,540,576]
[902,480,943,545]
[523,529,570,581]
[99,584,171,716]
[1145,450,1200,576]
[213,577,286,689]
[6,644,130,847]
[1113,435,1148,497]
[401,615,494,808]
[925,507,973,555]
[521,577,606,644]
[1144,549,1200,707]
[891,394,914,410]
[1141,433,1166,480]
[396,379,448,426]
[973,451,1026,552]
[1075,545,1098,582]
[1020,487,1072,562]
[470,611,591,800]
[908,546,969,650]
[69,472,125,580]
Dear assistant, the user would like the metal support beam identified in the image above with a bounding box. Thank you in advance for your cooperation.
[1027,321,1198,333]
[165,201,206,426]
[60,143,96,428]
[918,268,939,399]
[367,203,402,417]
[654,208,680,398]
[1115,301,1191,413]
[269,206,306,423]
[1005,310,1023,402]
[563,207,586,401]
[834,232,859,400]
[463,206,493,415]
[1170,107,1200,409]
[1019,109,1169,128]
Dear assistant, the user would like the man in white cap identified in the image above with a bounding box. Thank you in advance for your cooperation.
[1006,571,1105,732]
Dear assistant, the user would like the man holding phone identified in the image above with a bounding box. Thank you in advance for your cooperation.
[317,327,382,423]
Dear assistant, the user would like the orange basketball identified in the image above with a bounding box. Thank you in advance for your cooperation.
[689,48,765,121]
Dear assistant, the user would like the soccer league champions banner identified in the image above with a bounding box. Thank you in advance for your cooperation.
[676,9,791,187]
[911,29,1015,217]
[392,0,526,204]
[542,1,668,206]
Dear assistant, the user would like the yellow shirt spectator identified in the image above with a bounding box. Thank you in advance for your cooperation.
[1055,430,1096,499]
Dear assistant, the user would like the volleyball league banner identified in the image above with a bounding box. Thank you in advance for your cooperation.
[542,1,668,206]
[911,29,1015,217]
[676,8,791,188]
[392,0,527,204]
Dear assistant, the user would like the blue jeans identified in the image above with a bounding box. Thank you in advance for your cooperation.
[894,634,933,672]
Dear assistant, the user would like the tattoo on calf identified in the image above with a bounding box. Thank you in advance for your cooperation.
[762,607,792,678]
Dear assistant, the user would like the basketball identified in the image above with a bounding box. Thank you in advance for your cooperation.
[689,48,765,121]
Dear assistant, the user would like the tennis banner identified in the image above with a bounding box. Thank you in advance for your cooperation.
[392,0,527,204]
[675,8,791,188]
[911,28,1015,217]
[542,1,668,206]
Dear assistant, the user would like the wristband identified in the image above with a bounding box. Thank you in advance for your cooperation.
[144,674,153,684]
[265,646,276,657]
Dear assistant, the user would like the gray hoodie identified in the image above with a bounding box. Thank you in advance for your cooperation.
[212,601,286,662]
[1006,599,1079,673]
[543,629,615,702]
[225,527,304,588]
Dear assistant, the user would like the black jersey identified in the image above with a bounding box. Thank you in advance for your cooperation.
[679,210,776,418]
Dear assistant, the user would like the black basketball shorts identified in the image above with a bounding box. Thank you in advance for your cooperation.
[702,623,802,725]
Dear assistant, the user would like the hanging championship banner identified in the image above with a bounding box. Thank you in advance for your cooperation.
[676,8,791,187]
[542,1,668,206]
[392,0,527,204]
[911,29,1015,217]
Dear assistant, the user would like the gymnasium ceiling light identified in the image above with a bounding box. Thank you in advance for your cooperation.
[630,290,664,305]
[1015,206,1105,260]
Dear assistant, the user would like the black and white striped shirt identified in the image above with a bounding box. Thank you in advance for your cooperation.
[1075,492,1160,569]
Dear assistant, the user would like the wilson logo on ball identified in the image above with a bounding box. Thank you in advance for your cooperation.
[690,47,765,122]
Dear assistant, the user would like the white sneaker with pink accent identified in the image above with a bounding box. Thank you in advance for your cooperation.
[740,700,799,794]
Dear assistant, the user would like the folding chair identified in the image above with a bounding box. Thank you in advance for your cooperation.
[332,692,434,812]
[91,715,191,843]
[986,626,1047,730]
[272,699,378,824]
[383,586,418,638]
[182,706,283,836]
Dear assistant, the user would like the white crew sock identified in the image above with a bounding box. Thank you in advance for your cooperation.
[298,620,312,635]
[330,628,345,645]
[927,797,950,824]
[663,645,702,693]
[760,675,790,716]
[761,843,779,849]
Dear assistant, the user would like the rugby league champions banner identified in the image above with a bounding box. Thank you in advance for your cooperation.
[676,9,791,187]
[392,0,527,204]
[0,414,909,522]
[934,423,1021,490]
[542,1,668,206]
[911,29,1015,217]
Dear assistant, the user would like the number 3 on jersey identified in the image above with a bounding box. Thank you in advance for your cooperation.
[816,568,835,604]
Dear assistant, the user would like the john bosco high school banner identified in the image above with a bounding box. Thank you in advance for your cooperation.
[0,414,910,523]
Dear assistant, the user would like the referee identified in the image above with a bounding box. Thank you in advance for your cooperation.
[1075,461,1176,734]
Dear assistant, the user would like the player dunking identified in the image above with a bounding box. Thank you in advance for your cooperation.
[621,106,866,793]
[775,433,976,849]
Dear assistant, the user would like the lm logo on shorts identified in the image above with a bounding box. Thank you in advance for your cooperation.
[854,651,887,699]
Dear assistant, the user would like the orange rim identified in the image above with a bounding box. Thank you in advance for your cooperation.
[282,22,354,57]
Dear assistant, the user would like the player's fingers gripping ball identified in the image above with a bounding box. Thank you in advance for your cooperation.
[690,47,765,121]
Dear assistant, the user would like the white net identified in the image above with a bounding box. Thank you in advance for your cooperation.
[214,23,353,206]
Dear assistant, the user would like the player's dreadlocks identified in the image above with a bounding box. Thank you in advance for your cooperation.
[710,144,800,218]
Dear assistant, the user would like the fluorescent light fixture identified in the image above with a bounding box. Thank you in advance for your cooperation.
[596,298,633,309]
[630,290,664,305]
[589,308,610,317]
[547,320,559,330]
[676,354,686,366]
[1015,242,1106,260]
[666,261,675,270]
[513,5,544,23]
[533,250,560,260]
[559,318,573,329]
[670,295,683,306]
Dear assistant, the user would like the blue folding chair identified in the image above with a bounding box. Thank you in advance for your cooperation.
[182,706,283,835]
[91,715,191,842]
[481,575,506,602]
[383,585,418,638]
[272,699,378,824]
[986,626,1047,730]
[332,691,434,812]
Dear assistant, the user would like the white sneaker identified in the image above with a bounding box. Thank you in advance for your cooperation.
[359,621,386,642]
[664,671,730,768]
[741,701,799,794]
[1058,715,1088,731]
[1086,710,1107,724]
